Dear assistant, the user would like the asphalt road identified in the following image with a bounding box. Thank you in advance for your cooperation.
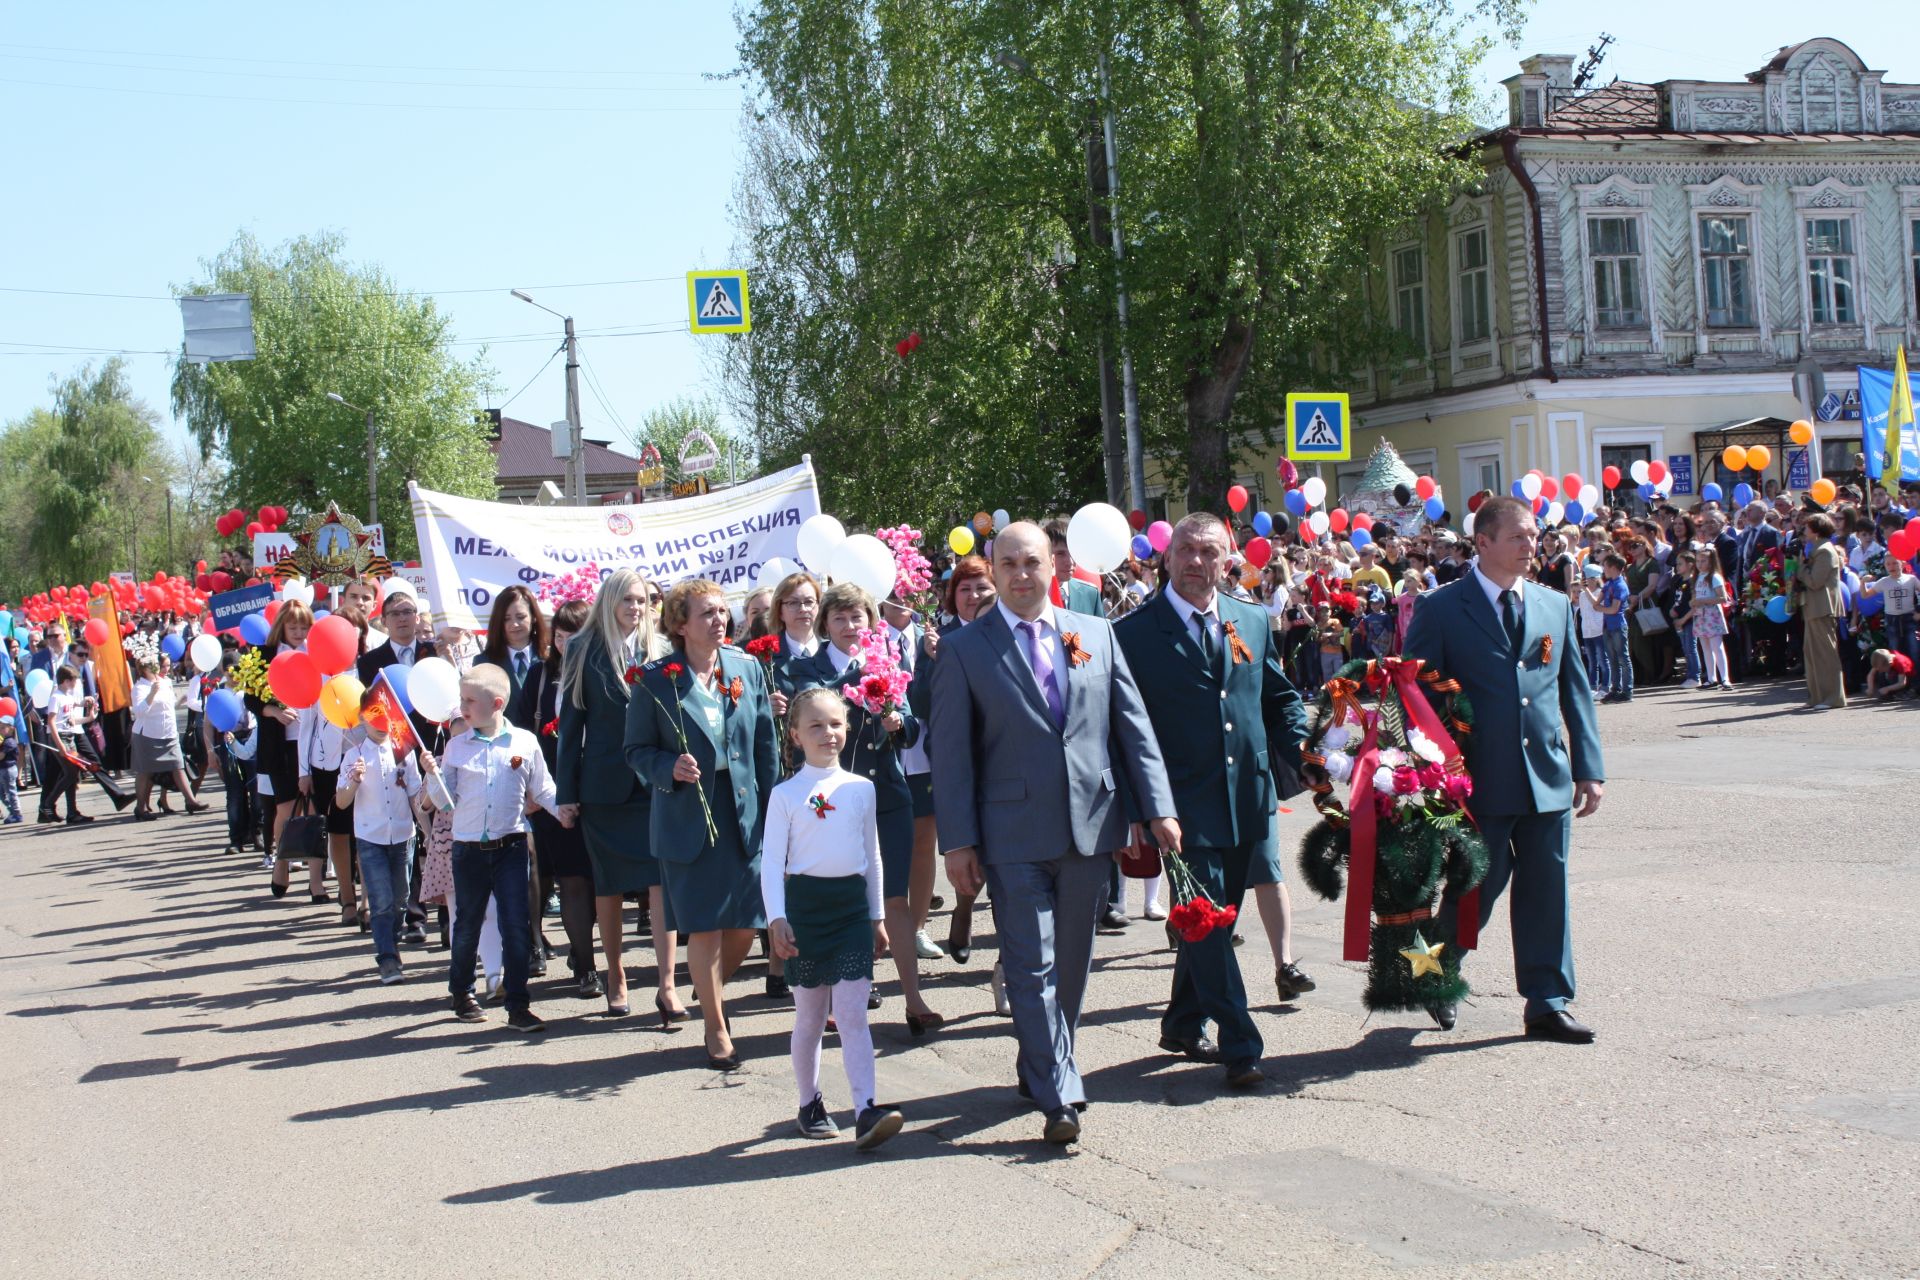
[3,680,1917,1279]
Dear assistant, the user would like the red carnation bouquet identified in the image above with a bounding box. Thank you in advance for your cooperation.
[1121,841,1236,943]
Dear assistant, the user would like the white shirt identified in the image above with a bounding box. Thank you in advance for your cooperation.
[336,736,422,845]
[52,688,87,737]
[826,642,854,675]
[298,707,356,774]
[130,677,174,738]
[760,763,882,924]
[387,638,418,666]
[995,600,1068,702]
[784,630,818,659]
[1472,564,1526,619]
[424,724,557,842]
[1576,588,1607,640]
[508,645,535,681]
[1165,586,1223,649]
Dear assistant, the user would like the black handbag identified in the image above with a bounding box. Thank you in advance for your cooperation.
[278,796,328,862]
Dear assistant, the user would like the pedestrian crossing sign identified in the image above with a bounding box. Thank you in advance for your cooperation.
[686,270,751,334]
[1285,391,1350,461]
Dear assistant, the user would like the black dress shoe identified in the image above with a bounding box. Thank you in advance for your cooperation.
[765,974,790,1001]
[1157,1033,1222,1064]
[575,969,603,998]
[1525,1010,1595,1044]
[1224,1059,1265,1089]
[1427,1001,1457,1031]
[1096,909,1129,935]
[1042,1106,1081,1145]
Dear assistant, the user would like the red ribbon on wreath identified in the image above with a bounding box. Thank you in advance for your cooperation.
[1339,657,1474,963]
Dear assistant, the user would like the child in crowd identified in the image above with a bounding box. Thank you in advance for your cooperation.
[1312,604,1346,686]
[1864,557,1918,662]
[1866,648,1912,700]
[422,666,558,1033]
[1576,564,1609,695]
[1597,554,1633,703]
[336,686,423,985]
[764,687,902,1150]
[0,711,20,824]
[1687,547,1734,690]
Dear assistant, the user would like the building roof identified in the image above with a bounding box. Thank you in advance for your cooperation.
[486,411,641,481]
[1546,81,1660,129]
[1498,129,1920,146]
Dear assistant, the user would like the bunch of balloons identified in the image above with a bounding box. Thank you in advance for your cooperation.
[215,504,289,541]
[14,572,211,631]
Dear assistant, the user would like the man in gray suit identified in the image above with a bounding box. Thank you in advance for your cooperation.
[931,522,1179,1145]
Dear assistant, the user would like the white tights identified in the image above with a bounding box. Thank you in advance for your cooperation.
[791,977,875,1112]
[1700,631,1730,685]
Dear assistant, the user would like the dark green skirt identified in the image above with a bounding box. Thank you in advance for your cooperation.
[784,873,873,988]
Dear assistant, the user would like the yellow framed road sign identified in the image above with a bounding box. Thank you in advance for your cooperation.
[1284,391,1351,461]
[687,270,751,334]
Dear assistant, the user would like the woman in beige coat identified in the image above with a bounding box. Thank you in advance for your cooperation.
[1794,512,1846,709]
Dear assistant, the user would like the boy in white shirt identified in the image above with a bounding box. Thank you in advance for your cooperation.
[1866,556,1919,665]
[336,686,423,985]
[1576,564,1610,694]
[422,665,561,1033]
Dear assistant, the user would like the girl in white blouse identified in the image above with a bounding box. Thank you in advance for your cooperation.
[762,688,902,1151]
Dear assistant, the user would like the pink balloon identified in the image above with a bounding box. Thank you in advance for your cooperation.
[1146,520,1174,554]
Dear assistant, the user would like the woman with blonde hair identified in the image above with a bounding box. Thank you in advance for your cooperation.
[555,569,684,1020]
[249,600,326,899]
[626,578,777,1067]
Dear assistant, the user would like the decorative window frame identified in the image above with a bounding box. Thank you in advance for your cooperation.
[1455,438,1506,501]
[1901,186,1920,343]
[1792,178,1870,340]
[1388,235,1430,361]
[1447,194,1496,375]
[1573,176,1658,343]
[1685,176,1768,340]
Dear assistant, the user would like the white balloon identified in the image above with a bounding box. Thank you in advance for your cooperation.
[1545,500,1565,526]
[1520,473,1543,501]
[408,656,462,724]
[189,633,223,674]
[992,508,1011,531]
[25,669,52,710]
[1655,474,1674,494]
[1301,476,1328,509]
[280,577,315,607]
[1462,513,1476,537]
[1579,484,1601,509]
[1629,459,1650,485]
[1307,510,1331,537]
[759,556,797,586]
[829,534,898,602]
[1065,503,1131,575]
[794,515,846,574]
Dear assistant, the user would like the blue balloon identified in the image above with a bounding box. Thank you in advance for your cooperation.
[1423,496,1444,520]
[312,608,331,623]
[1348,527,1372,549]
[1765,595,1789,624]
[1251,510,1273,537]
[1637,482,1656,501]
[239,613,270,646]
[1702,482,1723,503]
[160,633,185,662]
[1858,589,1884,617]
[378,662,413,714]
[1284,489,1308,517]
[1733,482,1754,506]
[206,688,244,733]
[1510,479,1528,500]
[1131,534,1152,560]
[1563,501,1584,527]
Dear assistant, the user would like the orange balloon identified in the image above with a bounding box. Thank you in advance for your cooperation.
[1789,420,1814,447]
[971,511,993,535]
[1810,478,1837,505]
[1721,445,1749,471]
[1745,444,1772,471]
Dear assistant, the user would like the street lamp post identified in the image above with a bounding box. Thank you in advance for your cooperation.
[324,392,379,524]
[139,474,173,575]
[510,290,586,505]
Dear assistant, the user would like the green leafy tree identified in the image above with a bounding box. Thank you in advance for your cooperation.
[629,395,758,488]
[170,231,500,558]
[728,0,1518,516]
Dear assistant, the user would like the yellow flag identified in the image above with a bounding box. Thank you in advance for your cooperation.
[1886,345,1915,498]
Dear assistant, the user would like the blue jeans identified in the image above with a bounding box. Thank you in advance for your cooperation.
[1680,622,1701,683]
[356,837,414,964]
[0,757,16,819]
[1582,637,1610,692]
[1604,629,1632,696]
[1888,613,1916,664]
[449,836,533,1012]
[218,745,257,848]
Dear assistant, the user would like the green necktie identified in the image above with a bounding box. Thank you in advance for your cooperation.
[1500,588,1523,653]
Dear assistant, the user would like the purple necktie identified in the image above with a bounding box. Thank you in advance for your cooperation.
[1018,620,1066,727]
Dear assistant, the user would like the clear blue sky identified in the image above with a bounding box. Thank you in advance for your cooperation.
[1,4,1908,465]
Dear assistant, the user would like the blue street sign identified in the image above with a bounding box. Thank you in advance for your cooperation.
[208,583,274,631]
[1667,453,1693,495]
[686,270,751,334]
[1788,447,1812,490]
[1284,391,1350,461]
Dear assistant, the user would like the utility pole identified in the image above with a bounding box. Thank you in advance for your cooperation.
[324,392,379,523]
[563,314,585,504]
[1098,47,1147,514]
[1085,120,1125,509]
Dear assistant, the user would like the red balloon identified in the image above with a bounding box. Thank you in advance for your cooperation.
[1562,473,1583,498]
[246,521,263,538]
[210,571,232,592]
[1647,459,1669,484]
[267,651,323,709]
[83,618,109,646]
[120,621,134,638]
[258,504,274,525]
[0,697,15,718]
[307,614,360,674]
[264,601,281,624]
[1328,508,1350,533]
[1226,484,1250,513]
[906,333,921,351]
[1244,537,1272,568]
[1601,465,1622,489]
[1415,476,1437,501]
[1890,532,1915,563]
[1539,476,1558,500]
[1907,516,1920,542]
[1350,512,1374,532]
[1466,492,1486,513]
[1127,509,1147,531]
[894,339,910,358]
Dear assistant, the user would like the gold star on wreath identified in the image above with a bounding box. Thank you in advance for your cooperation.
[1400,931,1447,980]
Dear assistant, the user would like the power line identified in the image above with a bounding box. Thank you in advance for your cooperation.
[496,343,566,413]
[0,51,738,94]
[0,273,701,302]
[578,351,629,437]
[0,40,726,78]
[0,321,693,360]
[0,76,741,115]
